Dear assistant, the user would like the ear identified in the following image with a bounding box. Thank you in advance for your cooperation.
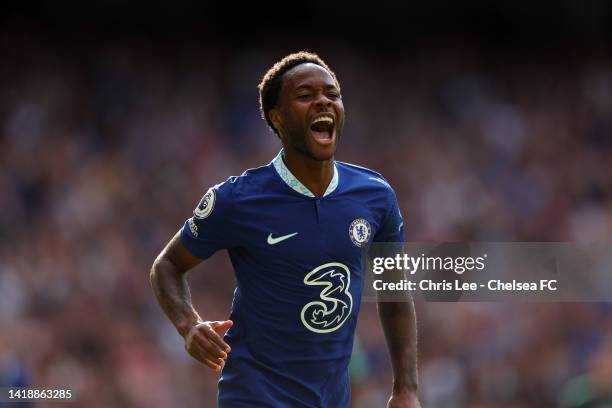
[269,109,283,134]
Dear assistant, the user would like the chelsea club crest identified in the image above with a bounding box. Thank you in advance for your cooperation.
[349,218,371,247]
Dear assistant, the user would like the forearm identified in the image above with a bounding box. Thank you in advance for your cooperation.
[150,257,202,337]
[378,297,418,392]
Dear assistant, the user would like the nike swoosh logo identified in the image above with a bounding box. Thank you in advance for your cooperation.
[267,232,298,245]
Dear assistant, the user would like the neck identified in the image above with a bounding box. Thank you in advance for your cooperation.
[282,148,334,198]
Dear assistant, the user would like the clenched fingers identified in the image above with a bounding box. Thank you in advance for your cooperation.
[185,341,224,371]
[184,322,230,371]
[210,320,233,352]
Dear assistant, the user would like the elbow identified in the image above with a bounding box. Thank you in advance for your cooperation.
[149,261,158,289]
[149,256,165,288]
[149,254,184,289]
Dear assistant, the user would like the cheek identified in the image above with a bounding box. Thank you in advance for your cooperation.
[335,104,345,124]
[288,106,310,127]
[333,100,344,113]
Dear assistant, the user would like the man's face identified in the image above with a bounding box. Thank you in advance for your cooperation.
[271,63,344,161]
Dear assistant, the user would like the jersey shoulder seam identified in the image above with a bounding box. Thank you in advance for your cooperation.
[226,163,274,196]
[336,161,394,190]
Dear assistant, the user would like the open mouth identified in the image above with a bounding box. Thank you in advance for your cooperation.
[309,116,335,145]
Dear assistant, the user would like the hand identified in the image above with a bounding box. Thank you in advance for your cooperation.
[183,320,233,372]
[386,389,421,408]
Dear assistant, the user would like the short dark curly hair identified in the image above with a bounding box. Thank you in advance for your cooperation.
[258,51,339,137]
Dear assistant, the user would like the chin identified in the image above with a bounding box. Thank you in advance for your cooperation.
[307,143,336,162]
[305,133,338,162]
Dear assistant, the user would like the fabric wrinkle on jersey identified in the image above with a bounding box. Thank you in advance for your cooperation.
[180,150,404,408]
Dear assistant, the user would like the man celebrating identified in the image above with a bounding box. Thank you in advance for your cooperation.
[150,52,420,407]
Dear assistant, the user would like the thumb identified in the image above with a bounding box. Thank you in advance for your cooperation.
[211,320,233,333]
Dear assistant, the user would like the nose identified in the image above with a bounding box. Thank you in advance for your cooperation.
[314,92,332,108]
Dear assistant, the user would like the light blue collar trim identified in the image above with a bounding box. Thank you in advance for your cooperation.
[272,150,339,197]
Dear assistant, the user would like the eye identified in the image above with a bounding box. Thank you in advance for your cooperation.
[327,92,340,100]
[297,94,312,100]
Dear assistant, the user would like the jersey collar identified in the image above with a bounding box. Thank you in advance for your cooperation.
[272,149,339,197]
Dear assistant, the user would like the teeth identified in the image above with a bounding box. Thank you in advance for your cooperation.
[312,117,334,125]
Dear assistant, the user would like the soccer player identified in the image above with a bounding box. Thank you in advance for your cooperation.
[150,52,420,408]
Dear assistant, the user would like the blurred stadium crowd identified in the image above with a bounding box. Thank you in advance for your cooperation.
[1,23,612,408]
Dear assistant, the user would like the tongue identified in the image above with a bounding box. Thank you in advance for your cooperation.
[311,122,332,141]
[311,129,331,141]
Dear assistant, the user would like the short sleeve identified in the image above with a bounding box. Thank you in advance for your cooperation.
[373,188,404,243]
[180,179,237,260]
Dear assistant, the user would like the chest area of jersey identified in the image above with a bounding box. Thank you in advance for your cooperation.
[237,198,378,262]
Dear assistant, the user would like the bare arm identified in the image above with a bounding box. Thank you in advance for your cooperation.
[150,232,202,335]
[378,291,421,407]
[150,232,232,371]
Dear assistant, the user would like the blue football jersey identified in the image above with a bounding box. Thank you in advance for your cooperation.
[180,150,404,408]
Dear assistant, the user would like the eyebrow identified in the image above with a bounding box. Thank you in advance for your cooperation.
[294,83,338,92]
